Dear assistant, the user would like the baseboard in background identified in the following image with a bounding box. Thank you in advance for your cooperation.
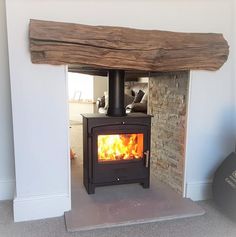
[185,181,212,201]
[14,193,71,222]
[0,179,15,200]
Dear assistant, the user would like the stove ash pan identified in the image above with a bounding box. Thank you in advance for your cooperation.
[82,113,152,194]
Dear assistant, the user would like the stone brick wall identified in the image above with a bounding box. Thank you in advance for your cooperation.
[149,71,189,194]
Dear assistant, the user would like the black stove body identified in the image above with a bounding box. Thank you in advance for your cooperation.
[82,70,152,194]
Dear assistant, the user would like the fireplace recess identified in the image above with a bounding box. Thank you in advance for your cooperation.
[82,70,152,194]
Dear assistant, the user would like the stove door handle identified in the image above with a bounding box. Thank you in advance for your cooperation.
[144,150,150,168]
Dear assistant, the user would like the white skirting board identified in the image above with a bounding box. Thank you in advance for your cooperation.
[0,179,15,200]
[185,181,213,201]
[13,194,71,222]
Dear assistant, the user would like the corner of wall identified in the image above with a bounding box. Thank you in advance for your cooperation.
[0,179,15,200]
[0,0,15,201]
[13,194,71,222]
[185,181,212,201]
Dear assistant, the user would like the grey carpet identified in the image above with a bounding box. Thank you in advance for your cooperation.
[1,200,236,237]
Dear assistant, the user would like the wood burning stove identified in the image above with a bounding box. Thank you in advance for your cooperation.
[82,70,152,194]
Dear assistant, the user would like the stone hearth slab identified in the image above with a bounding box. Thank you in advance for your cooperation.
[65,168,205,232]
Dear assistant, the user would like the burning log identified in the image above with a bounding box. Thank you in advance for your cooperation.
[98,134,144,162]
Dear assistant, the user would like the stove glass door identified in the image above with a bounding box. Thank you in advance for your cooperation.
[97,133,144,163]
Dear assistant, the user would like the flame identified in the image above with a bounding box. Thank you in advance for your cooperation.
[98,133,143,162]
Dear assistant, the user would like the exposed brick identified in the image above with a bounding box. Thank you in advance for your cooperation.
[149,71,189,194]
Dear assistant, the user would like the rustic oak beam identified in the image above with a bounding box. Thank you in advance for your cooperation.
[29,19,229,72]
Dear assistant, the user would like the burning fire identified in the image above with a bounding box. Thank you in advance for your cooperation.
[98,133,143,162]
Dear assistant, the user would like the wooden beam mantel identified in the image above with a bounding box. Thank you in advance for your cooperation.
[29,19,229,72]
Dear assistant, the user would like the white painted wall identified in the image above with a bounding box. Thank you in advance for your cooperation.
[4,0,236,220]
[5,1,71,221]
[0,0,15,200]
[93,76,108,112]
[185,0,236,200]
[233,0,236,145]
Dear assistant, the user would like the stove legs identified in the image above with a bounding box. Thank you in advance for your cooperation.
[87,184,95,194]
[141,180,150,189]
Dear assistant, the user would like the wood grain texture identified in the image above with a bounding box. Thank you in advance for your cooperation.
[29,19,229,72]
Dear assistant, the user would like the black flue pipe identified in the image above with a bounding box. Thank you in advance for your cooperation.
[107,70,126,117]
